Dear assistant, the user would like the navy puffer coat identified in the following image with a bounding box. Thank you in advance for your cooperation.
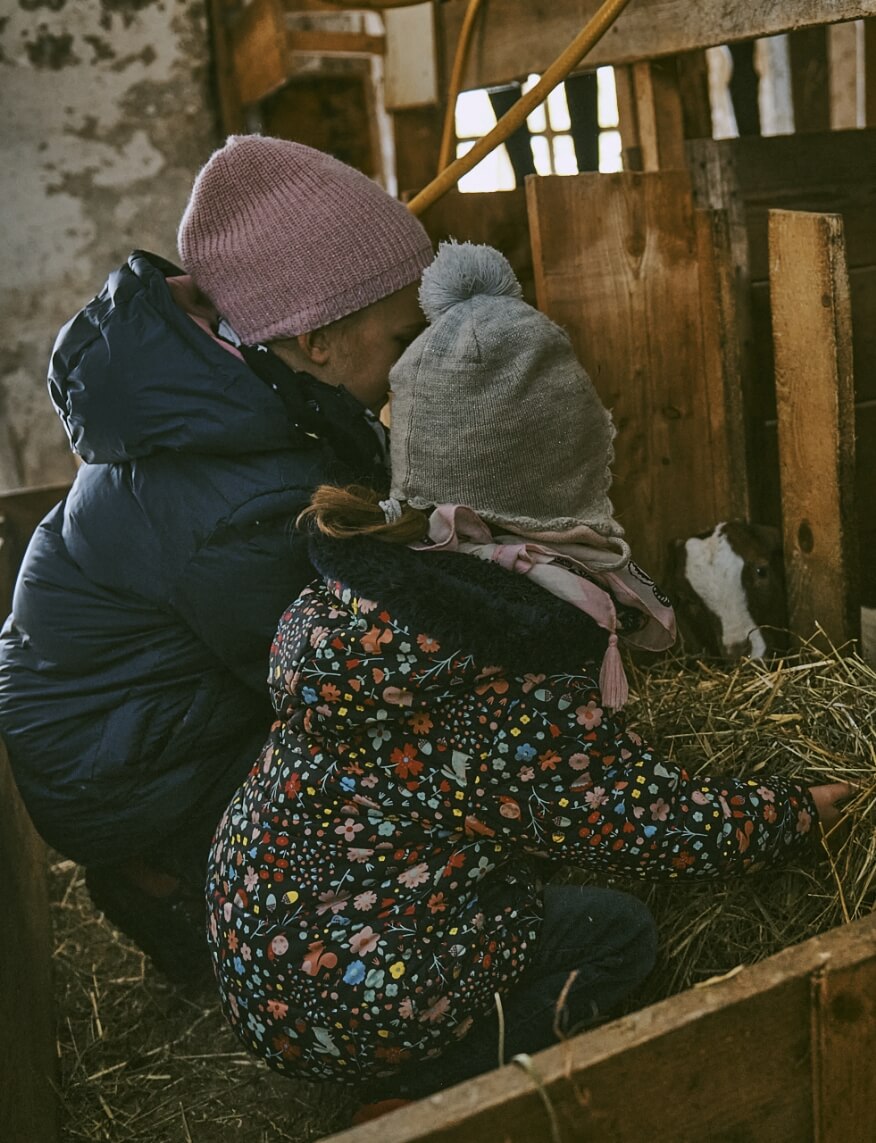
[0,252,389,866]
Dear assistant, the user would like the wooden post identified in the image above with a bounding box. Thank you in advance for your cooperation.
[0,484,69,1143]
[695,208,751,521]
[631,59,686,169]
[866,18,876,127]
[768,209,858,648]
[526,170,745,578]
[0,742,58,1143]
[615,64,643,170]
[208,0,246,135]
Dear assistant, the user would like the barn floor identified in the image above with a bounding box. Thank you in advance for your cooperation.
[49,857,358,1142]
[50,646,875,1141]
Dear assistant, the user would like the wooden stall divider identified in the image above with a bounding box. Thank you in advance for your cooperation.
[769,209,859,648]
[0,482,69,1143]
[324,911,876,1143]
[526,169,745,578]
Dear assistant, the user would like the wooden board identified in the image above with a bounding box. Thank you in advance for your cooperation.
[418,187,536,305]
[526,170,745,578]
[0,481,70,617]
[384,2,438,110]
[811,957,876,1141]
[262,68,382,178]
[324,911,876,1143]
[769,209,858,647]
[438,0,876,93]
[0,740,57,1143]
[687,129,876,280]
[0,484,68,1143]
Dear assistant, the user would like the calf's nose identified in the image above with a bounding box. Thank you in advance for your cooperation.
[724,639,753,659]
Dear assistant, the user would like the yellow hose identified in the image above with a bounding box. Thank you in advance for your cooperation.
[408,0,634,216]
[437,0,487,175]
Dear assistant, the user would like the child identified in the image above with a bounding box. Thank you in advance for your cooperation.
[205,242,851,1103]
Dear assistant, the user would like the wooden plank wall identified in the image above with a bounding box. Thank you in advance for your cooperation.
[687,128,876,602]
[525,170,746,578]
[325,911,876,1143]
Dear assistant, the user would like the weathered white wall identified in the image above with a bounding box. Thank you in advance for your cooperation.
[0,0,218,491]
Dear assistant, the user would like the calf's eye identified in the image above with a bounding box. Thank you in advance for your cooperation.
[753,565,769,579]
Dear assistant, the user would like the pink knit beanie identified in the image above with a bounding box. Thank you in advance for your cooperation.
[177,135,434,344]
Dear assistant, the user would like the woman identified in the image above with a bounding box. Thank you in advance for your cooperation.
[206,242,851,1105]
[0,135,431,983]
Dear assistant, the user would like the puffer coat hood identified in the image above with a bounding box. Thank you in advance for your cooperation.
[0,253,390,866]
[49,251,295,463]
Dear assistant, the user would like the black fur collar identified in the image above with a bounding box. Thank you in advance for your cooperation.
[307,532,608,675]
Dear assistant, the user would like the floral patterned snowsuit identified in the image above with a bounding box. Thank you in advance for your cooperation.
[207,534,816,1084]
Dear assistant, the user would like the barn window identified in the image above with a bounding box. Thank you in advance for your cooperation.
[453,68,622,193]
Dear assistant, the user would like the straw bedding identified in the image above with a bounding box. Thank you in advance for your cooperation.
[52,645,875,1140]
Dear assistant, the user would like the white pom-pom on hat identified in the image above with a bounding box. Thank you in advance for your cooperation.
[418,240,523,322]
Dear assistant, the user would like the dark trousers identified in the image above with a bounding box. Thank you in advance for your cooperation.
[84,818,217,988]
[375,885,657,1100]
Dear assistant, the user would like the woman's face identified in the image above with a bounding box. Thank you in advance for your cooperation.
[271,282,426,414]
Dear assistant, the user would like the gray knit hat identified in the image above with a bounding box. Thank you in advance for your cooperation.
[389,241,624,540]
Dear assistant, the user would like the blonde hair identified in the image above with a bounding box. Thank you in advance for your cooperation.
[297,484,429,543]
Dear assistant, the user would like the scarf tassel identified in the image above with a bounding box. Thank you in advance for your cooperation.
[599,634,628,710]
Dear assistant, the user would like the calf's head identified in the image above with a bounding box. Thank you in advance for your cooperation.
[668,521,788,659]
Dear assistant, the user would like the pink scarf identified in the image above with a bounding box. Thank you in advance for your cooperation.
[416,505,676,709]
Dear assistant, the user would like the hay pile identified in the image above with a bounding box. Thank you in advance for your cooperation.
[51,645,875,1138]
[584,643,876,1004]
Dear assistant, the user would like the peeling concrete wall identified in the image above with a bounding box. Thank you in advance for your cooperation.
[0,0,218,491]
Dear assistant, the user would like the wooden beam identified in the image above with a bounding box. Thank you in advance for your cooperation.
[632,58,685,169]
[231,0,385,107]
[675,49,713,140]
[287,29,385,55]
[828,20,862,129]
[789,26,831,132]
[769,209,859,648]
[0,742,57,1143]
[232,0,288,106]
[0,484,69,1143]
[438,0,876,94]
[208,0,246,135]
[696,209,751,522]
[324,912,876,1143]
[866,18,876,125]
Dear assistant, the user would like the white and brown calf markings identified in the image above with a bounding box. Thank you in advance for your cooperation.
[668,522,787,660]
[670,521,876,663]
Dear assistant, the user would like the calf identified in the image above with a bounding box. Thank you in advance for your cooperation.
[668,521,787,659]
